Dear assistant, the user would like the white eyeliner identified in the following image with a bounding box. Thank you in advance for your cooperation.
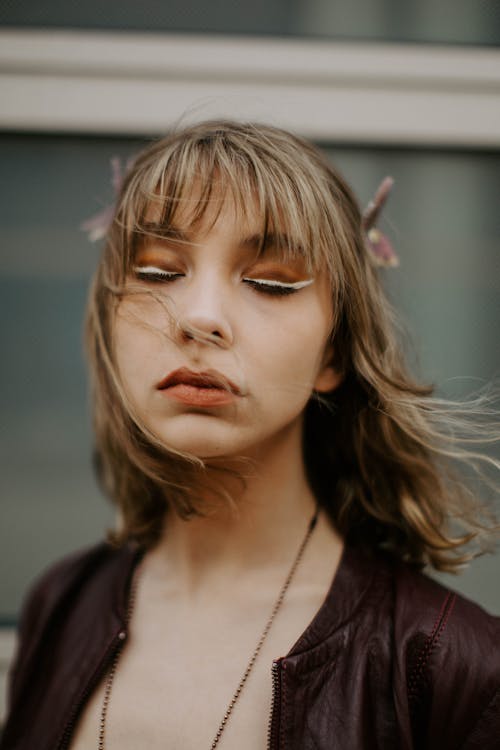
[134,265,177,277]
[244,278,314,290]
[134,266,315,291]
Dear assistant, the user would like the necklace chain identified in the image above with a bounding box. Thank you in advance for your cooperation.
[98,507,319,750]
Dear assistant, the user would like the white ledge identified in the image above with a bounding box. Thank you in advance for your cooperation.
[1,29,500,145]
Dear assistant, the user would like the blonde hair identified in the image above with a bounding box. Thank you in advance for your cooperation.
[85,120,498,571]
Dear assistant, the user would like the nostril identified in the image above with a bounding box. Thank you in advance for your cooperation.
[176,314,233,348]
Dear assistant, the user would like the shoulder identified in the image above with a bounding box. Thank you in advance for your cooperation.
[21,541,120,605]
[18,541,137,636]
[10,541,139,703]
[391,560,500,748]
[393,559,500,636]
[392,560,500,661]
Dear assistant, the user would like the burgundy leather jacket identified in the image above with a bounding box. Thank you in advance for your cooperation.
[2,541,500,749]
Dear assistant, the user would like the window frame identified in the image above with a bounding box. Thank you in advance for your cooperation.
[0,29,499,146]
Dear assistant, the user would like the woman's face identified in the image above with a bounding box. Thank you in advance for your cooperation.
[113,194,340,460]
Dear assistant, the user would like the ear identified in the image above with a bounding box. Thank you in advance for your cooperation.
[314,346,343,394]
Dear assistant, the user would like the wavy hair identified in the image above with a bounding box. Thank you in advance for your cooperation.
[85,120,498,571]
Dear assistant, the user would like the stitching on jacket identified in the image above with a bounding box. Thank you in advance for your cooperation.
[407,591,456,697]
[408,593,448,694]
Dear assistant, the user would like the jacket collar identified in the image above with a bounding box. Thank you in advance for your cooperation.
[285,545,380,658]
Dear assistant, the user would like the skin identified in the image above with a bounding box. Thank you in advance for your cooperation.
[70,196,344,749]
[113,199,339,461]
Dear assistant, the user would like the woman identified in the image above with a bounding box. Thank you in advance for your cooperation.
[2,120,499,749]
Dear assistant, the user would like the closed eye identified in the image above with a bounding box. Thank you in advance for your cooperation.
[242,278,314,296]
[133,265,183,282]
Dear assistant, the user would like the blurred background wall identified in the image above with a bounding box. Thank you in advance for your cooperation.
[1,0,499,721]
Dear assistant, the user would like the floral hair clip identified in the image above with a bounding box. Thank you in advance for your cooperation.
[81,156,134,242]
[362,176,399,267]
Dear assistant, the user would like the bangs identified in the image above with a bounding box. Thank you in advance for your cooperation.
[114,123,348,287]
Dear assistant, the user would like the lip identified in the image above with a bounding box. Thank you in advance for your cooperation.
[157,367,241,407]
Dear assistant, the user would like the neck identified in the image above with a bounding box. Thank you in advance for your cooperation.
[147,423,321,591]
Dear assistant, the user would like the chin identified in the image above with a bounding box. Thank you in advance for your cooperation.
[150,422,242,461]
[154,430,268,465]
[146,412,300,464]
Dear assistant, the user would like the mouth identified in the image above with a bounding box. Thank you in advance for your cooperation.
[157,367,241,407]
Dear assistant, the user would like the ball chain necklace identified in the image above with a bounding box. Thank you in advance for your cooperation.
[98,506,319,749]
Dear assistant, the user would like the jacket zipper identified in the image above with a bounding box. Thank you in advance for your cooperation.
[56,627,128,750]
[267,659,282,750]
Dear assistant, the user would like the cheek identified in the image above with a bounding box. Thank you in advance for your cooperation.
[248,305,331,395]
[113,303,165,396]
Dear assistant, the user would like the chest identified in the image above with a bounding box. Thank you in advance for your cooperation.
[68,646,274,749]
[68,587,325,750]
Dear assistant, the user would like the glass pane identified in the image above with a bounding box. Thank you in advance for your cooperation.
[0,0,499,46]
[1,133,499,621]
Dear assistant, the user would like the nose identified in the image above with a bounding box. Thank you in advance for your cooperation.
[175,277,233,349]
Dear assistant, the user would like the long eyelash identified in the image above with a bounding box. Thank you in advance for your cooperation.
[133,265,181,282]
[243,278,314,296]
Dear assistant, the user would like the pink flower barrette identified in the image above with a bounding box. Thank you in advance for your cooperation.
[362,175,399,268]
[81,159,398,268]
